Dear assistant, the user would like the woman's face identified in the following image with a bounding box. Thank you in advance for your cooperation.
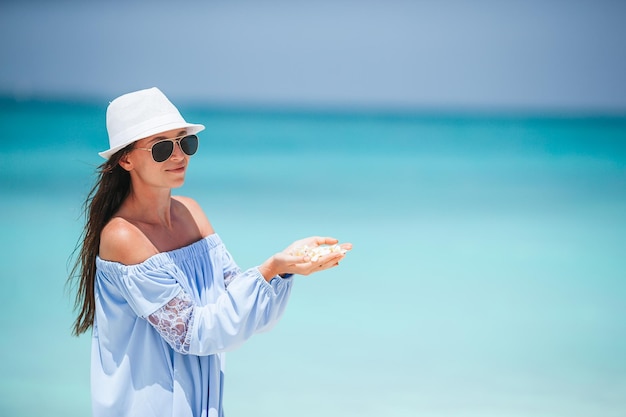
[120,128,192,190]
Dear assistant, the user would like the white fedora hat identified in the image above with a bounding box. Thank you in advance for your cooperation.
[99,87,205,159]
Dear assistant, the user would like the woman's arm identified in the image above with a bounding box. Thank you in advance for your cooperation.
[145,237,351,356]
[147,267,292,355]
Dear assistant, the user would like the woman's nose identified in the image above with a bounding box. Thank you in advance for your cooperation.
[171,139,185,159]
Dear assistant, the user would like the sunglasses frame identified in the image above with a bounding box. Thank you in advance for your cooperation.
[134,134,199,163]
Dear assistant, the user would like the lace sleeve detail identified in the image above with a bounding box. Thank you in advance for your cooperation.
[147,290,194,354]
[221,247,242,288]
[223,266,241,288]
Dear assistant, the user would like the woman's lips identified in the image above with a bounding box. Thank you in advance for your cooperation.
[167,166,186,173]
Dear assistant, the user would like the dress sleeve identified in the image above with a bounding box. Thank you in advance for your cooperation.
[108,260,183,319]
[190,243,293,351]
[101,245,294,356]
[221,248,241,288]
[185,267,293,355]
[145,269,293,355]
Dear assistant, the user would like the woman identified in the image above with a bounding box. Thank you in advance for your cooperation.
[68,87,351,417]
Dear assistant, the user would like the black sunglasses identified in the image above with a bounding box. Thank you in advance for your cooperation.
[134,134,199,163]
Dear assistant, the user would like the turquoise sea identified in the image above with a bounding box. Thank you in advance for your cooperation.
[1,98,625,417]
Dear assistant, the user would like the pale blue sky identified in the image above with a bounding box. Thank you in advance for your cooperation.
[1,0,625,112]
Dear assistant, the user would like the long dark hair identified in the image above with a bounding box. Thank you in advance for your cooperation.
[68,145,133,336]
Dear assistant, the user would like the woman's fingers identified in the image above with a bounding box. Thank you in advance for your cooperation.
[297,252,345,275]
[289,236,339,249]
[314,236,340,246]
[339,242,353,251]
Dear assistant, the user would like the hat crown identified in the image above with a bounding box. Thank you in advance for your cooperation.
[106,87,182,147]
[99,87,204,159]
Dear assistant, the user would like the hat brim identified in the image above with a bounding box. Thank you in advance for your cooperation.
[98,122,205,160]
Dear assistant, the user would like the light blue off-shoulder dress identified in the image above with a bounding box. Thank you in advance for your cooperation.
[91,234,293,417]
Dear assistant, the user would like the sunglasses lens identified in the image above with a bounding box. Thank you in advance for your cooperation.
[152,141,174,162]
[180,135,199,156]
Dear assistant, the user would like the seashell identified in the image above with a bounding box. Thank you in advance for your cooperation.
[290,244,346,260]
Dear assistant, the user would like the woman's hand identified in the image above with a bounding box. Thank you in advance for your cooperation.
[258,236,352,281]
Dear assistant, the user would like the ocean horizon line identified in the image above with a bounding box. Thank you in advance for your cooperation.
[2,93,626,121]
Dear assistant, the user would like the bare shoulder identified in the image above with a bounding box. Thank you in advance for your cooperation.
[172,195,215,237]
[99,217,158,265]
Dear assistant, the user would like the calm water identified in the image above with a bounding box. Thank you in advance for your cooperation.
[1,99,625,417]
